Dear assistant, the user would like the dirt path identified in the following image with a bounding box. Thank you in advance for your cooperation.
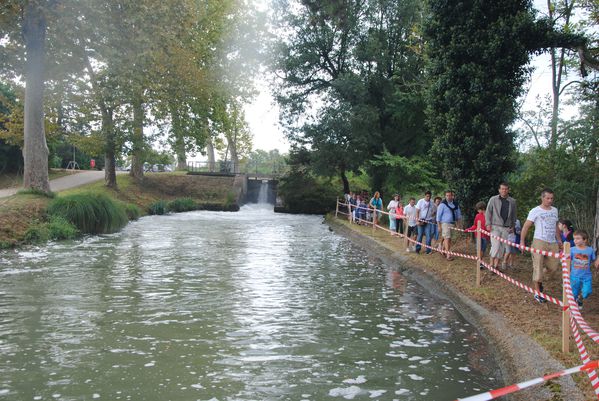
[0,170,109,198]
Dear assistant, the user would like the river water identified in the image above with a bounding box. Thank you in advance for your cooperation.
[0,205,500,400]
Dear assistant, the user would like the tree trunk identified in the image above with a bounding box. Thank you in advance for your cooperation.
[206,137,215,172]
[102,107,117,189]
[340,169,350,194]
[169,103,187,170]
[22,1,50,193]
[130,91,144,180]
[229,131,239,174]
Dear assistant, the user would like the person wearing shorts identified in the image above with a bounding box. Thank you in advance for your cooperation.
[485,182,517,271]
[520,188,562,303]
[436,190,462,261]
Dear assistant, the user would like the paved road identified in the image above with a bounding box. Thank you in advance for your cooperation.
[0,170,109,198]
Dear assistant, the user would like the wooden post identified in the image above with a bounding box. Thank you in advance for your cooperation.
[372,208,376,234]
[335,197,339,218]
[475,220,482,287]
[562,242,571,354]
[404,218,409,251]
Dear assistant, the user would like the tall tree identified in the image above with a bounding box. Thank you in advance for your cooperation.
[424,0,584,218]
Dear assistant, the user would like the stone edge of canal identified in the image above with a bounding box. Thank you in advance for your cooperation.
[326,217,585,401]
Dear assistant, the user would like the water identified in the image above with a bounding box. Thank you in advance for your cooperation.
[258,181,268,204]
[0,206,500,400]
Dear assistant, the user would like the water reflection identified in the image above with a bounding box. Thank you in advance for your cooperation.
[0,205,499,400]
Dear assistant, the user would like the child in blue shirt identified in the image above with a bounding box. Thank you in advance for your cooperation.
[570,229,599,308]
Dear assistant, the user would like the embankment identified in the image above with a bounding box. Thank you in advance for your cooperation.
[327,216,586,401]
[0,173,240,248]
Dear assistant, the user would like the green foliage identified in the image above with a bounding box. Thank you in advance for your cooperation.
[370,152,445,199]
[47,192,128,234]
[167,198,197,213]
[17,188,56,198]
[124,203,141,220]
[272,0,428,192]
[24,222,50,244]
[278,170,337,214]
[148,200,168,215]
[424,0,537,219]
[47,215,80,240]
[509,146,597,236]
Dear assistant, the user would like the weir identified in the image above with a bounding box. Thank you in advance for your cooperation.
[243,177,277,204]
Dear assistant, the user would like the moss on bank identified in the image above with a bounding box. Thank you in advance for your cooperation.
[0,173,239,248]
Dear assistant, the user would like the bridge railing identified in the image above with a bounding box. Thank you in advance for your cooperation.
[187,161,287,177]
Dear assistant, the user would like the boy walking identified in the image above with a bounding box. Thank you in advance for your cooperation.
[570,230,599,308]
[520,188,563,303]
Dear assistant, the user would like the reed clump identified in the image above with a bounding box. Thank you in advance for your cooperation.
[167,197,197,213]
[47,192,128,234]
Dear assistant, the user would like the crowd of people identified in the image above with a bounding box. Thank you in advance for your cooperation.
[343,183,598,306]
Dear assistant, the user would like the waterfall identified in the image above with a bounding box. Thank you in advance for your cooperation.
[258,181,269,204]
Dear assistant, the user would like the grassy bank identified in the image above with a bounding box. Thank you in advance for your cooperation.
[0,173,239,248]
[328,214,599,400]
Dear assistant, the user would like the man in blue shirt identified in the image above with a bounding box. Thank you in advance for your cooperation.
[436,190,462,261]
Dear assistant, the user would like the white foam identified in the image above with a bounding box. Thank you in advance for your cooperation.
[342,376,367,384]
[369,390,387,398]
[407,374,424,381]
[329,386,363,399]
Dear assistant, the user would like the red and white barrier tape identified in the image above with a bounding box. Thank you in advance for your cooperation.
[561,254,599,344]
[569,315,599,398]
[338,202,599,398]
[480,260,563,307]
[480,228,561,259]
[455,361,599,401]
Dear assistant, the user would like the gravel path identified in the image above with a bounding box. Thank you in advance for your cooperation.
[0,170,109,198]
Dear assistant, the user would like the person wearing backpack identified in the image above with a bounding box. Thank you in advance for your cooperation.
[436,190,462,261]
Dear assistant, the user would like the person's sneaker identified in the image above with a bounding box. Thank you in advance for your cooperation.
[577,298,583,308]
[479,263,485,270]
[539,283,544,293]
[534,294,547,304]
[406,248,411,253]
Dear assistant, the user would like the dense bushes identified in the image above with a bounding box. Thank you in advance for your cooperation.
[277,170,337,214]
[167,197,196,212]
[24,216,79,243]
[47,192,128,234]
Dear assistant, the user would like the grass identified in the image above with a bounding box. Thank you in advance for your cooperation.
[47,192,129,234]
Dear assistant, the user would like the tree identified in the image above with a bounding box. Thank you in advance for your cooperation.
[272,0,427,192]
[423,0,584,219]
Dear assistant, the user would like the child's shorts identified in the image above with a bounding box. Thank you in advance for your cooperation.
[571,276,593,299]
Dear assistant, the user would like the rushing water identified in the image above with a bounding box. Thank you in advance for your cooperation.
[0,205,500,400]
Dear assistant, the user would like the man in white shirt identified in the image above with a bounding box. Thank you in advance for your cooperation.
[415,191,434,254]
[520,188,563,303]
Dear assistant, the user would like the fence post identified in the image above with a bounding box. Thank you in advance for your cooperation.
[335,197,339,218]
[372,208,376,234]
[404,218,409,251]
[562,242,571,354]
[475,220,482,287]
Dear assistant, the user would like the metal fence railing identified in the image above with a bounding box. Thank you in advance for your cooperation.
[187,161,287,177]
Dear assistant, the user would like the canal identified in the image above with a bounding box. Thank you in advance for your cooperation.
[0,205,500,400]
